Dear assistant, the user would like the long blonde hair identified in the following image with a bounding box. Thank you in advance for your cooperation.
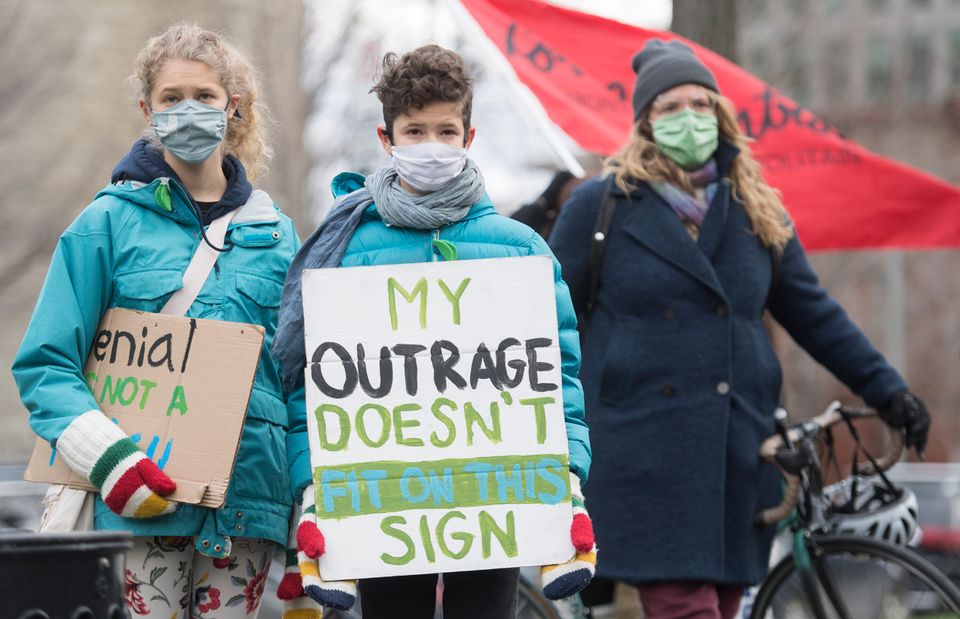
[603,94,793,250]
[130,23,273,180]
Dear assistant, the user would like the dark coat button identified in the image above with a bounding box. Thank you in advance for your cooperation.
[663,308,677,320]
[661,384,676,397]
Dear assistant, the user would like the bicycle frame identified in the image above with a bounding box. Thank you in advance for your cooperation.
[781,437,846,618]
[788,527,854,619]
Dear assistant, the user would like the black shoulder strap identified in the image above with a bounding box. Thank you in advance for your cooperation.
[765,245,782,309]
[585,176,618,320]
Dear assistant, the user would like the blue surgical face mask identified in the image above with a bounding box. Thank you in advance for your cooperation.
[150,99,228,164]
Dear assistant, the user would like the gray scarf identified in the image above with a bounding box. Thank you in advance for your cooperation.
[374,159,484,228]
[273,160,485,392]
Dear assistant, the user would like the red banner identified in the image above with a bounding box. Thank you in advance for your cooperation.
[461,0,960,251]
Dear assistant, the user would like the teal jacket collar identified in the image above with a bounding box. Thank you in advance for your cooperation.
[96,179,279,228]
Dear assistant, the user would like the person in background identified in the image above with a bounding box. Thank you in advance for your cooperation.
[11,23,314,618]
[272,44,595,618]
[549,39,930,619]
[512,170,584,240]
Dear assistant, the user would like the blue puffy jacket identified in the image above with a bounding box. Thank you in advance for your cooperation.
[12,142,301,557]
[285,173,591,496]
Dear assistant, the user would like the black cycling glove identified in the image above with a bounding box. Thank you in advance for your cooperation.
[880,390,931,456]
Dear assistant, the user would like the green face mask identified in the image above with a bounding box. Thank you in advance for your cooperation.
[651,108,719,169]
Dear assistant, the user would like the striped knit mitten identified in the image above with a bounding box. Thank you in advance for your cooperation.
[277,484,357,611]
[277,503,323,619]
[281,596,324,619]
[541,472,597,600]
[56,410,177,518]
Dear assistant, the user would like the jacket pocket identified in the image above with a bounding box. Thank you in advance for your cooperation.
[232,391,290,503]
[233,270,282,333]
[229,222,283,249]
[236,271,282,308]
[113,269,183,311]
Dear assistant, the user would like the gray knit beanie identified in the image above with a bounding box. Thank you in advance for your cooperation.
[631,39,718,121]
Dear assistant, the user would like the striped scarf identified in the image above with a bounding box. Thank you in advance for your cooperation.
[648,160,719,227]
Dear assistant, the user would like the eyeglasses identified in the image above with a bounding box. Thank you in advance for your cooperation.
[650,95,717,117]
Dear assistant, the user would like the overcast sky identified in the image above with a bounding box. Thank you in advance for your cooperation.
[547,0,672,29]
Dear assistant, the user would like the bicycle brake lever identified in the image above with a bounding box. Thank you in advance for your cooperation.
[774,439,819,475]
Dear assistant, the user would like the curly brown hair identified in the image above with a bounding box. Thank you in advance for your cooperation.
[370,44,473,142]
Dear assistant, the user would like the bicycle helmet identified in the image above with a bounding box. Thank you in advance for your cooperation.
[822,475,920,546]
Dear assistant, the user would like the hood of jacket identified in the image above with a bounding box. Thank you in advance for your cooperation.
[107,138,252,224]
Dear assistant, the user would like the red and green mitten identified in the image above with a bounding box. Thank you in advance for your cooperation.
[277,484,357,611]
[541,472,597,600]
[56,410,177,518]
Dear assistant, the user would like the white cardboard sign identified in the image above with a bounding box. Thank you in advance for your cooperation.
[302,256,574,580]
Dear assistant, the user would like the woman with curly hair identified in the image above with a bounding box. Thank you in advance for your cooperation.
[13,23,312,618]
[549,39,929,619]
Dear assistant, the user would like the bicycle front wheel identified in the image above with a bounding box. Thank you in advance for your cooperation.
[751,535,960,619]
[516,573,561,619]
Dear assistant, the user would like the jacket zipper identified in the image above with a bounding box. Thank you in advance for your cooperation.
[432,228,440,263]
[162,177,202,225]
[164,177,222,279]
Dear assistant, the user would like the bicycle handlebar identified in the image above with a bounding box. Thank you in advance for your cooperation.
[755,402,904,527]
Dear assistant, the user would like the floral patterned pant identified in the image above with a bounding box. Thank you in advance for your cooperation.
[124,536,275,618]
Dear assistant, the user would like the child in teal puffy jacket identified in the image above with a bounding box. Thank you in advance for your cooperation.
[273,44,595,618]
[12,23,310,619]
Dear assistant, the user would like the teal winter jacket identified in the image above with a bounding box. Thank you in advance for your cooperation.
[12,174,302,556]
[285,173,591,496]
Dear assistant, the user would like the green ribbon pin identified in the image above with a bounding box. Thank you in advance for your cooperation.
[154,182,172,212]
[432,239,458,261]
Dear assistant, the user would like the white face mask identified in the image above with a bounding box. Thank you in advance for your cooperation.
[391,142,468,193]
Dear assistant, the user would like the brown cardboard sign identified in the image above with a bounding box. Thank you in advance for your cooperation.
[25,308,264,508]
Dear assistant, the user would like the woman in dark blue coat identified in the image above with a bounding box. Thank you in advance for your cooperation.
[549,40,931,619]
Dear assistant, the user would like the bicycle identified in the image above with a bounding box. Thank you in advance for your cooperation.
[749,401,960,619]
